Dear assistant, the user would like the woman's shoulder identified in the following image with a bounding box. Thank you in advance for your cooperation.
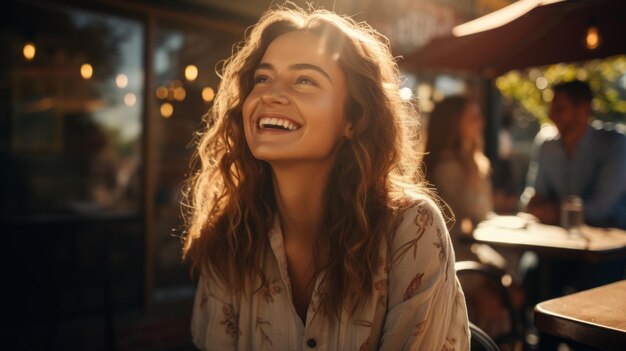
[392,193,448,242]
[387,193,455,284]
[432,151,464,173]
[399,193,441,214]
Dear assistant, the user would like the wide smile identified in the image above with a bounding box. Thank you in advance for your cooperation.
[256,114,302,132]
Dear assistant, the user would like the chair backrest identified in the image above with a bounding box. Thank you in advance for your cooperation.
[455,260,521,351]
[469,321,500,351]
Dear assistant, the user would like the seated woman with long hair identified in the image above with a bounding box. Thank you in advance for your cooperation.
[182,6,469,350]
[424,96,493,261]
[425,96,527,347]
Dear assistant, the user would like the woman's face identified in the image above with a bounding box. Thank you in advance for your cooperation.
[459,102,484,144]
[242,31,351,166]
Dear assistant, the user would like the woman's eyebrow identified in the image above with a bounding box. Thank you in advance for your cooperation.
[289,63,332,83]
[255,62,332,83]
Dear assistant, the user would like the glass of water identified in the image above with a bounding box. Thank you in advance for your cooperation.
[560,195,584,236]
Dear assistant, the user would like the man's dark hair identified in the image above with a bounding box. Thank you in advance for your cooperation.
[553,80,593,104]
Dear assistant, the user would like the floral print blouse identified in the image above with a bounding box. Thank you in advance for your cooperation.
[191,196,470,350]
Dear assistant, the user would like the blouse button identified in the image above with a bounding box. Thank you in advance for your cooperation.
[306,338,317,348]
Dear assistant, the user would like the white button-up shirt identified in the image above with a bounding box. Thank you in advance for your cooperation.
[192,196,470,350]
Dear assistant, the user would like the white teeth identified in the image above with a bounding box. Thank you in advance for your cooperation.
[258,116,299,131]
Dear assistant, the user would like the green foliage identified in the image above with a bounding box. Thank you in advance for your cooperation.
[496,55,626,126]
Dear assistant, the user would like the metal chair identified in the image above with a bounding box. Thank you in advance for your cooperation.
[470,321,500,351]
[456,261,523,351]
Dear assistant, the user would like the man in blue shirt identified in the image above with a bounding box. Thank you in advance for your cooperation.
[526,80,626,229]
[523,80,626,350]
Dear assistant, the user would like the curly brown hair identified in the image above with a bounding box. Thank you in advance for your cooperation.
[182,4,427,319]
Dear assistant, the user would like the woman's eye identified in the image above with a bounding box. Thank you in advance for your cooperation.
[296,76,317,86]
[253,75,270,84]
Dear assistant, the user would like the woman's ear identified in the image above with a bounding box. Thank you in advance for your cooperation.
[343,122,353,139]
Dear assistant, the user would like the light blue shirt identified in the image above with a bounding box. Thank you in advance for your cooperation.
[531,126,626,229]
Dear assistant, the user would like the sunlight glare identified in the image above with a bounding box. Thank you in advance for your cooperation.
[399,87,413,101]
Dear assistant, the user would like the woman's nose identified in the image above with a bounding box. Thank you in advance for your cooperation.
[260,82,289,105]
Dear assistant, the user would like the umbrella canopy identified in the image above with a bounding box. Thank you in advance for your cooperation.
[401,0,626,77]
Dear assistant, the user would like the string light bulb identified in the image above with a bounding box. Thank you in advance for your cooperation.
[23,42,36,61]
[585,17,601,51]
[585,26,600,50]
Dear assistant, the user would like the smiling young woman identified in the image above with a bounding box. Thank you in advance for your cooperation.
[242,30,351,168]
[182,5,470,350]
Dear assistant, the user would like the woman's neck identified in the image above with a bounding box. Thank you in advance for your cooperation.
[271,162,333,246]
[460,137,479,155]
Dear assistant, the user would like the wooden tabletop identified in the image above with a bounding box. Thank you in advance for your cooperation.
[534,280,626,350]
[473,215,626,261]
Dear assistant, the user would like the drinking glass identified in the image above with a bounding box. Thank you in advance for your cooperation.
[560,195,584,236]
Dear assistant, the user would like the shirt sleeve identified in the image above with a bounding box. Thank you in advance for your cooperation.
[379,199,470,351]
[191,272,238,351]
[526,125,559,199]
[584,134,626,225]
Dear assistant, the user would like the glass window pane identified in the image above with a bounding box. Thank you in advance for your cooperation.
[151,20,242,298]
[1,1,143,217]
[0,0,145,326]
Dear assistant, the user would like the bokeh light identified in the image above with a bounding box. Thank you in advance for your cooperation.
[80,63,93,79]
[160,102,173,118]
[542,88,554,102]
[174,87,186,101]
[185,65,198,81]
[535,77,548,90]
[585,26,600,50]
[116,74,129,88]
[202,87,215,102]
[155,86,168,99]
[23,42,36,61]
[124,93,136,107]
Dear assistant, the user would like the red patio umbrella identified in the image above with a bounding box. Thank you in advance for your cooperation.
[401,0,626,77]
